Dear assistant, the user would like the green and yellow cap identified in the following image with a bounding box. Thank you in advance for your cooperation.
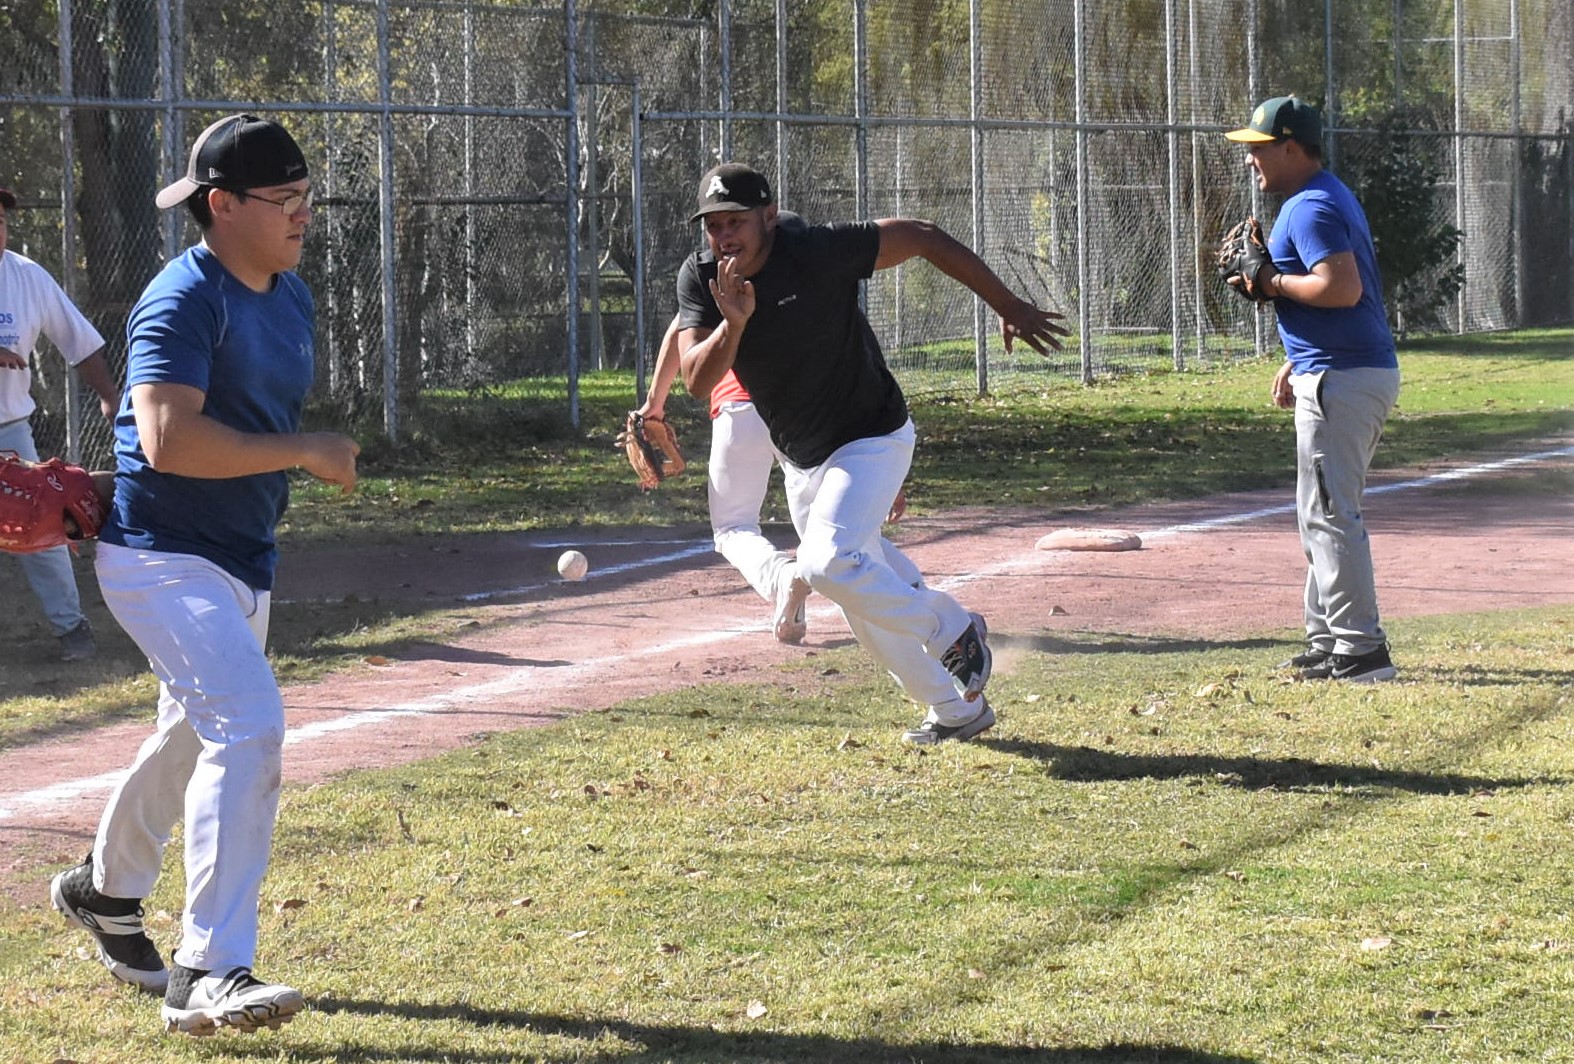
[1224,96,1322,147]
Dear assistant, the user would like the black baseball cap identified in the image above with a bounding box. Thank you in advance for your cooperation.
[1224,96,1322,147]
[689,163,773,223]
[0,187,15,212]
[156,114,309,209]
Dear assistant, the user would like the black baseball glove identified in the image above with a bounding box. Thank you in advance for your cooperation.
[1216,217,1275,302]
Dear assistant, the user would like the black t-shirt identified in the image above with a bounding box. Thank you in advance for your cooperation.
[676,220,909,468]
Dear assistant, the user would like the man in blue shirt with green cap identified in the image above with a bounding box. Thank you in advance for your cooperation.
[1224,95,1401,682]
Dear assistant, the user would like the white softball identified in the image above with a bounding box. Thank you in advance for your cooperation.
[557,549,589,581]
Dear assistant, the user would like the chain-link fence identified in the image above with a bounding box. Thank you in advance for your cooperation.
[2,0,1569,465]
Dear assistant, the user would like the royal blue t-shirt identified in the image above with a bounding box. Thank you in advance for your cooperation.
[1270,170,1397,374]
[100,245,316,590]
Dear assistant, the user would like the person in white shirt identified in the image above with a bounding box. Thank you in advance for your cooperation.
[0,185,121,660]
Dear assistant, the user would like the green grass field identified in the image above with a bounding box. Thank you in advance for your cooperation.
[0,330,1570,1062]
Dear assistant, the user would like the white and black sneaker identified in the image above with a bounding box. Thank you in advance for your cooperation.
[50,857,168,993]
[940,612,991,702]
[772,568,811,645]
[161,964,304,1036]
[1299,643,1397,683]
[902,698,996,746]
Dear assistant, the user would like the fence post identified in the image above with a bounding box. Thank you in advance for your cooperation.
[719,0,733,160]
[1165,0,1184,372]
[160,0,183,263]
[464,0,477,373]
[56,0,83,463]
[632,84,647,404]
[854,0,869,223]
[971,0,987,395]
[565,0,581,428]
[1510,0,1524,327]
[1453,0,1466,332]
[775,0,788,205]
[1074,0,1091,384]
[376,0,400,440]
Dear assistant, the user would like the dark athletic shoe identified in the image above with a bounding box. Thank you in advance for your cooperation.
[1300,644,1397,683]
[901,699,996,746]
[58,620,97,662]
[940,612,991,702]
[161,965,304,1036]
[51,857,168,993]
[1276,647,1331,670]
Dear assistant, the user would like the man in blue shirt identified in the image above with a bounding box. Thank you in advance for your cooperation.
[50,114,360,1035]
[1225,96,1401,682]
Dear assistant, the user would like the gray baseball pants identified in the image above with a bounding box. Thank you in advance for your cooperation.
[1291,365,1401,656]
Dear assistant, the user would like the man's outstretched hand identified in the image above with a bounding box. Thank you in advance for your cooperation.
[996,298,1071,354]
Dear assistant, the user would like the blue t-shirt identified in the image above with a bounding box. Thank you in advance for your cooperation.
[100,245,316,590]
[1270,170,1397,374]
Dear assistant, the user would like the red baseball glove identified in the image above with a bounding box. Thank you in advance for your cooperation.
[0,452,110,554]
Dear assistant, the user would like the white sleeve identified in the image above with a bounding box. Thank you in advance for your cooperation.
[31,261,106,365]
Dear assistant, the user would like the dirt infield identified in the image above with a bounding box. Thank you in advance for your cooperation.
[2,446,1569,904]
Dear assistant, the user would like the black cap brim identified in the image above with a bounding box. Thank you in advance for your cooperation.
[688,202,757,224]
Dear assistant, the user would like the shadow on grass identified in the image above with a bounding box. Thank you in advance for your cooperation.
[994,632,1286,657]
[298,998,1262,1064]
[989,738,1560,796]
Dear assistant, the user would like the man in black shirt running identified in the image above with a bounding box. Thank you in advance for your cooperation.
[676,163,1067,743]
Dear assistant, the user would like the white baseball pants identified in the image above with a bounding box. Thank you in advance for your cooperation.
[782,419,977,721]
[1292,366,1401,656]
[92,542,283,973]
[708,400,798,602]
[709,401,920,604]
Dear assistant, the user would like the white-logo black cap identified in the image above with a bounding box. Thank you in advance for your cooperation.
[689,163,773,223]
[155,114,309,210]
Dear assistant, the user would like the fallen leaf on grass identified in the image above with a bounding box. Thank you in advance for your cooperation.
[656,942,683,955]
[1222,870,1245,882]
[967,968,987,980]
[745,1001,768,1019]
[1360,935,1392,951]
[407,896,425,912]
[273,898,307,914]
[837,733,862,750]
[493,897,534,918]
[567,929,593,941]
